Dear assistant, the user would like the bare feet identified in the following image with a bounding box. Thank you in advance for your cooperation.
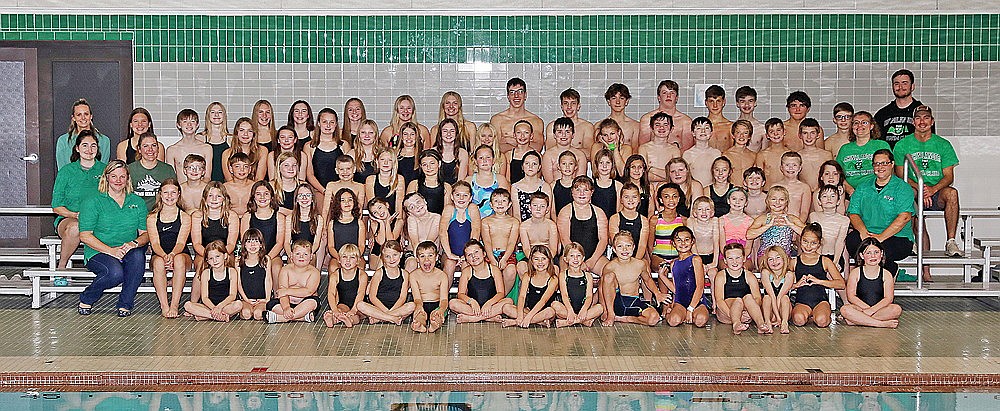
[740,311,751,324]
[456,314,478,324]
[758,322,772,334]
[733,321,749,335]
[322,311,336,328]
[583,318,596,327]
[882,319,899,329]
[412,321,427,333]
[779,322,790,334]
[501,318,517,328]
[555,319,570,328]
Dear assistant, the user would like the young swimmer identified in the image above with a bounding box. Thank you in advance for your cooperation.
[608,183,649,259]
[251,99,276,149]
[723,120,757,187]
[591,118,633,175]
[773,152,813,220]
[403,192,441,262]
[712,243,769,334]
[450,239,511,323]
[683,116,722,187]
[517,192,560,289]
[481,189,520,280]
[379,95,432,148]
[825,102,854,158]
[687,197,721,282]
[620,154,652,217]
[638,112,682,185]
[718,188,752,253]
[439,181,482,277]
[394,122,422,186]
[704,85,734,151]
[240,181,285,290]
[640,80,694,150]
[790,223,846,328]
[603,83,641,150]
[321,154,367,221]
[541,117,589,182]
[545,88,595,150]
[601,231,667,326]
[271,152,303,212]
[237,229,272,321]
[661,226,711,327]
[323,243,368,328]
[304,108,347,192]
[287,100,315,145]
[552,243,604,327]
[504,120,537,185]
[550,150,579,213]
[147,179,191,318]
[703,156,735,217]
[797,119,834,192]
[266,239,321,323]
[365,148,405,216]
[808,184,850,272]
[406,149,452,215]
[349,119,380,184]
[326,188,366,270]
[166,109,213,183]
[284,183,324,267]
[501,245,558,328]
[467,145,511,218]
[356,240,416,325]
[434,118,470,184]
[223,117,268,182]
[840,238,901,328]
[811,160,847,214]
[410,241,451,333]
[222,153,254,216]
[510,150,553,221]
[556,176,609,273]
[430,91,479,150]
[367,197,403,270]
[666,157,702,217]
[591,148,623,221]
[649,183,684,270]
[183,240,242,322]
[759,246,795,334]
[178,154,209,211]
[747,186,805,259]
[190,182,240,302]
[743,167,768,218]
[754,118,789,188]
[475,122,501,162]
[266,126,307,180]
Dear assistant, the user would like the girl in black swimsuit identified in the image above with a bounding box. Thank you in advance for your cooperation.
[408,149,450,215]
[237,228,272,321]
[840,237,902,328]
[790,223,845,329]
[711,243,770,335]
[551,244,603,327]
[450,239,511,323]
[146,178,191,318]
[433,118,469,185]
[500,245,558,328]
[327,187,365,270]
[759,245,795,334]
[285,183,324,268]
[356,241,416,325]
[322,243,369,328]
[367,197,403,271]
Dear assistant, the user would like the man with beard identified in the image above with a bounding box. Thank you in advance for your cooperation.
[875,69,927,148]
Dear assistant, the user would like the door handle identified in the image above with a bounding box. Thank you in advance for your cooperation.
[22,153,38,164]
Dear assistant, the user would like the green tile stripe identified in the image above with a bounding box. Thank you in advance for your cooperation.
[0,14,997,63]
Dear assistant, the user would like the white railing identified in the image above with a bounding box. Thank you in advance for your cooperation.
[902,154,925,290]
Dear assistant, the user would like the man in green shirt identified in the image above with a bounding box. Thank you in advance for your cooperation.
[846,149,914,277]
[892,105,962,259]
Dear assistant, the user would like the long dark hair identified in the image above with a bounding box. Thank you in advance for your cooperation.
[69,130,101,163]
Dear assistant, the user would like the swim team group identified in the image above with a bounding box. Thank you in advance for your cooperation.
[50,69,961,335]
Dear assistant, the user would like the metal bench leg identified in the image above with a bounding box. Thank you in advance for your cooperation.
[31,275,40,309]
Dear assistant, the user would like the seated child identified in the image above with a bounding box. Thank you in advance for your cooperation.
[450,239,512,323]
[356,241,416,325]
[501,245,559,328]
[410,241,451,333]
[265,239,321,323]
[840,238,901,328]
[323,243,368,328]
[183,240,242,322]
[600,231,667,327]
[711,243,769,334]
[552,243,604,327]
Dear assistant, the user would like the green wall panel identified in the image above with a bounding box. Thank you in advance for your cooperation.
[0,14,997,63]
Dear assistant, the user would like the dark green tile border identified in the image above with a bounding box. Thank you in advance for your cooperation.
[0,14,997,63]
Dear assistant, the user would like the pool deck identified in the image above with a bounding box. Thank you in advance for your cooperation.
[0,293,997,392]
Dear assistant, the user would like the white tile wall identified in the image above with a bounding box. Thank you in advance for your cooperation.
[137,61,1000,207]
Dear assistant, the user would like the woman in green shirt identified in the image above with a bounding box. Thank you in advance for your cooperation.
[78,160,149,317]
[836,111,890,194]
[55,98,111,170]
[52,130,106,269]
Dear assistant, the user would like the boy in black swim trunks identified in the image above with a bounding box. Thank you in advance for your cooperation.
[410,241,451,333]
[265,239,320,323]
[600,231,668,326]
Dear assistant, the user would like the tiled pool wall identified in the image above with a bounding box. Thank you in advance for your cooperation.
[2,13,1000,208]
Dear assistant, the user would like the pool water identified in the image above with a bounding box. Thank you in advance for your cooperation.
[4,390,999,410]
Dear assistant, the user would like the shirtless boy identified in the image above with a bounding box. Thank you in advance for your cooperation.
[265,239,320,323]
[734,86,766,152]
[223,153,254,216]
[541,117,589,182]
[825,102,854,158]
[773,151,813,220]
[490,77,545,152]
[797,118,834,191]
[724,120,757,186]
[481,189,520,283]
[683,116,722,187]
[603,83,640,150]
[754,118,789,188]
[166,109,213,183]
[321,155,366,221]
[637,112,682,185]
[640,80,693,150]
[518,192,560,283]
[179,154,209,212]
[704,85,733,151]
[783,91,823,151]
[409,241,451,333]
[600,231,667,326]
[546,88,594,150]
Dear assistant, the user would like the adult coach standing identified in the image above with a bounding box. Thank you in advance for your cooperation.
[875,69,925,148]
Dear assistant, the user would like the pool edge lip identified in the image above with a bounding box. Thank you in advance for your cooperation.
[1,371,997,392]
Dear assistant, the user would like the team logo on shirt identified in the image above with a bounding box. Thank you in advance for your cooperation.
[854,160,863,170]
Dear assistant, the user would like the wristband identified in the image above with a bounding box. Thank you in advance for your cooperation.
[686,306,694,312]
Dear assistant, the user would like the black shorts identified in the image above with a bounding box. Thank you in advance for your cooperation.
[924,191,945,211]
[613,292,650,317]
[421,301,448,317]
[700,253,714,266]
[266,295,320,312]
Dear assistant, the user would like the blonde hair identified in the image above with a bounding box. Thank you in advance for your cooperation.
[527,245,557,279]
[271,151,300,206]
[759,245,791,279]
[98,160,132,194]
[562,242,586,259]
[691,196,715,217]
[339,243,362,259]
[376,148,402,193]
[766,185,790,212]
[389,95,421,135]
[201,102,230,140]
[354,119,382,172]
[341,98,367,140]
[205,239,234,268]
[199,181,232,228]
[438,91,472,144]
[250,99,277,145]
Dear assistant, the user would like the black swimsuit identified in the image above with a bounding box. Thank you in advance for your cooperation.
[508,153,526,185]
[417,178,446,214]
[332,217,359,252]
[564,270,588,313]
[335,268,361,308]
[552,179,573,214]
[709,183,733,217]
[206,267,231,306]
[570,205,600,260]
[441,157,459,185]
[156,209,181,252]
[375,267,404,308]
[397,155,419,186]
[467,265,498,306]
[794,257,828,308]
[617,212,643,257]
[372,176,398,215]
[523,277,551,310]
[723,269,752,299]
[353,159,377,184]
[856,268,886,307]
[201,216,228,247]
[249,211,278,251]
[290,219,314,244]
[240,261,268,300]
[592,180,617,221]
[311,143,344,186]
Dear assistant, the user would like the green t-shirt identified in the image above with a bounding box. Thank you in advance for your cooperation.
[51,160,106,228]
[847,175,915,241]
[55,132,112,170]
[78,192,148,262]
[892,133,959,187]
[836,139,891,189]
[127,160,176,210]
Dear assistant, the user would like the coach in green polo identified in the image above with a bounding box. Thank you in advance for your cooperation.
[845,149,914,276]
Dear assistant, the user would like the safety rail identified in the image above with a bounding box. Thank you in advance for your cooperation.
[902,154,925,290]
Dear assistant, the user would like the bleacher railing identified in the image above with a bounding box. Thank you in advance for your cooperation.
[902,154,925,290]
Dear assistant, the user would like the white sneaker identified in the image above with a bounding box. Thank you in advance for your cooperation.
[303,312,315,323]
[265,311,278,324]
[945,239,964,257]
